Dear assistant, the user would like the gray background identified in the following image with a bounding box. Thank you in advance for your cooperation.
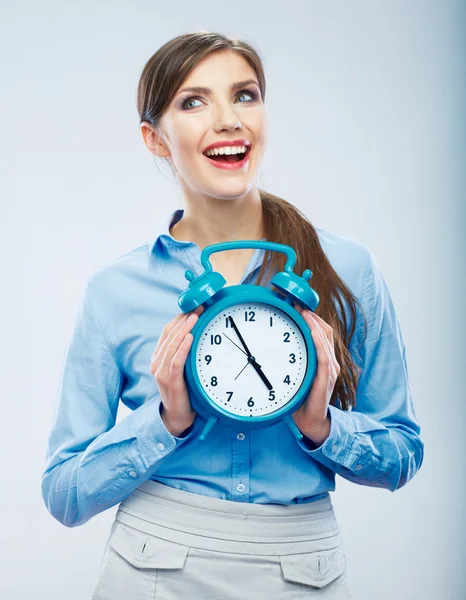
[1,1,464,598]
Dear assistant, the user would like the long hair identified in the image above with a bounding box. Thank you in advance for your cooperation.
[136,31,367,411]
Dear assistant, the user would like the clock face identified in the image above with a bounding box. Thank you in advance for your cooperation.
[194,301,308,417]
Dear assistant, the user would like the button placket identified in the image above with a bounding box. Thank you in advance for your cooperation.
[232,430,250,501]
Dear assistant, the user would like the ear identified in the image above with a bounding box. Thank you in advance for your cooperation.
[140,121,171,158]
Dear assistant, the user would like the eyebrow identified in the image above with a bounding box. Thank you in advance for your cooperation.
[176,79,260,97]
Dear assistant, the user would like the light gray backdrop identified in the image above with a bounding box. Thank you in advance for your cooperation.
[1,1,464,598]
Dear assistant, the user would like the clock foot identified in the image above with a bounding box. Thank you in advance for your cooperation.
[198,415,219,441]
[282,415,304,441]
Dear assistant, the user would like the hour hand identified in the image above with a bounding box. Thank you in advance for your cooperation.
[250,359,273,390]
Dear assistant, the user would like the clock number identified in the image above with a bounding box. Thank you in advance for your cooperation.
[283,332,290,342]
[289,353,296,363]
[245,311,255,322]
[269,316,273,327]
[268,390,275,401]
[225,317,229,328]
[284,375,291,385]
[211,376,218,386]
[210,334,222,345]
[205,354,212,365]
[226,391,233,402]
[247,397,254,407]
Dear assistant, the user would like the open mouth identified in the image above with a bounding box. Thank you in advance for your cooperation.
[203,146,251,163]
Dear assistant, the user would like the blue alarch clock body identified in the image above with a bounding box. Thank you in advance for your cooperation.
[178,241,320,442]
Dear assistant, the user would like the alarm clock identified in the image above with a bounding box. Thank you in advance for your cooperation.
[178,241,320,442]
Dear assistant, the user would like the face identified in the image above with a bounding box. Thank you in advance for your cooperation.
[193,301,309,418]
[141,50,268,201]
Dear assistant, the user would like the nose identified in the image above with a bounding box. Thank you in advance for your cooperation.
[213,102,242,133]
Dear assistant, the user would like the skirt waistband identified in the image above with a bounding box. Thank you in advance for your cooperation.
[115,481,342,556]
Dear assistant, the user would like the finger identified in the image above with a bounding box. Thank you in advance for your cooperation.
[154,305,203,348]
[152,304,203,357]
[169,332,194,384]
[157,312,199,379]
[294,304,339,377]
[308,313,335,357]
[299,309,335,356]
[152,313,189,364]
[311,326,340,384]
[153,312,188,356]
[309,311,334,346]
[303,311,338,379]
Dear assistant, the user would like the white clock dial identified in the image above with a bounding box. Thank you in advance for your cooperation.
[195,301,308,417]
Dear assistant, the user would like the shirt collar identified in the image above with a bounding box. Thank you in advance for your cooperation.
[147,207,268,285]
[148,207,267,259]
[148,207,197,259]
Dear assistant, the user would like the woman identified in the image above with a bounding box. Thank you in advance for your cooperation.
[41,31,424,599]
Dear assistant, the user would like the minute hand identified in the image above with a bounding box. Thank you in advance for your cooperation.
[227,316,253,357]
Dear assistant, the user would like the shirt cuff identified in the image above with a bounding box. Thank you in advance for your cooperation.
[133,395,196,470]
[296,404,359,470]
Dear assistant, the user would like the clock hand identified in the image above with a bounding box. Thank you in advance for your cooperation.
[225,329,270,384]
[224,333,249,357]
[234,361,249,380]
[228,316,253,357]
[228,316,273,391]
[250,361,273,390]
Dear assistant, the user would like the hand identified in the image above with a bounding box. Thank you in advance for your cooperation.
[150,305,204,436]
[291,303,340,446]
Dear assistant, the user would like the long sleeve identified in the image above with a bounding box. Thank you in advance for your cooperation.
[296,246,424,492]
[41,277,196,528]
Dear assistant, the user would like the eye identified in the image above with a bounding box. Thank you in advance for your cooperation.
[237,90,257,103]
[182,96,202,110]
[181,88,258,111]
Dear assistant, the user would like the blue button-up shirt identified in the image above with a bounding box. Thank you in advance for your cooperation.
[41,208,424,527]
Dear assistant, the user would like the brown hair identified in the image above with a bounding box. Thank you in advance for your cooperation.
[136,31,367,411]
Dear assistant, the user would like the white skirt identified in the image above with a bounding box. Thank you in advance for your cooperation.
[92,480,355,599]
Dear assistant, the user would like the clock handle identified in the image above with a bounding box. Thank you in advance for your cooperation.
[200,240,298,275]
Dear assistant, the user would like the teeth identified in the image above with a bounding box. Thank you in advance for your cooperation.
[205,145,248,157]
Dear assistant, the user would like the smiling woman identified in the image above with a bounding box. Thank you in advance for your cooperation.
[41,29,424,600]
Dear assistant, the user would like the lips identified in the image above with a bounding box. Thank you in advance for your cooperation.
[203,145,252,171]
[203,146,251,171]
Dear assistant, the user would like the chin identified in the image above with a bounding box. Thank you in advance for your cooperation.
[206,182,255,200]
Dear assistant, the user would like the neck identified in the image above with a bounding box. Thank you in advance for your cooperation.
[170,189,265,250]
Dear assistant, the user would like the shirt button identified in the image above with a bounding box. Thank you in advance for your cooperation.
[237,483,245,493]
[156,442,165,451]
[355,464,363,471]
[237,433,245,441]
[332,444,338,453]
[128,470,137,478]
